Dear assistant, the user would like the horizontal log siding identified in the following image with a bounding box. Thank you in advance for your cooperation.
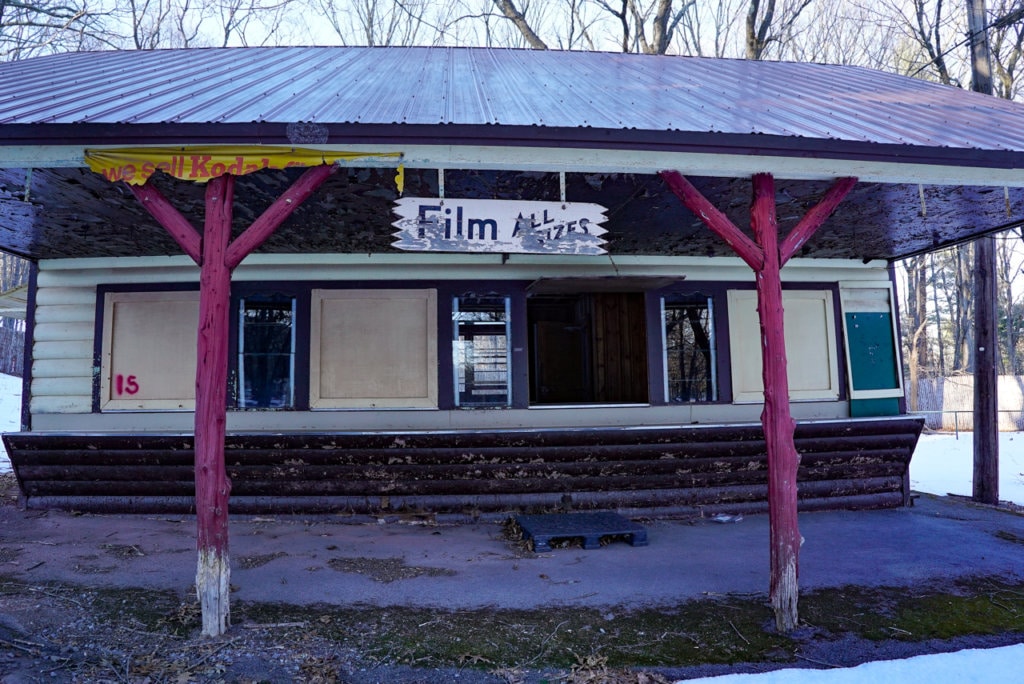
[30,279,97,414]
[5,417,923,515]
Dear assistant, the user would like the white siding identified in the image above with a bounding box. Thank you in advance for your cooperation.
[30,254,893,429]
[30,277,98,414]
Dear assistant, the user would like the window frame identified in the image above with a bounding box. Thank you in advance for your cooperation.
[95,286,200,411]
[661,293,718,404]
[452,294,514,408]
[233,292,300,410]
[726,286,843,403]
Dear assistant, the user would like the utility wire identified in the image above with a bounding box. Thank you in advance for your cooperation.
[907,3,1024,81]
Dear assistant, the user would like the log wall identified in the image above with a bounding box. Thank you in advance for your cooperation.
[5,417,923,517]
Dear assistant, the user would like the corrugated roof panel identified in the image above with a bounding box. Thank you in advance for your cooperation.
[2,46,1024,152]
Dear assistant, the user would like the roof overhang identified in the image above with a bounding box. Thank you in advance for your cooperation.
[6,127,1024,187]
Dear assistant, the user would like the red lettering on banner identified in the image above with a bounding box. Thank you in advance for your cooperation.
[101,166,129,182]
[189,155,212,178]
[243,158,271,174]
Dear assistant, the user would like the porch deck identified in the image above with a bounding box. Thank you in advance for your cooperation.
[3,416,924,516]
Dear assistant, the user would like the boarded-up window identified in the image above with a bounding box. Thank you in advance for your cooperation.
[727,289,839,403]
[310,289,438,408]
[100,291,198,410]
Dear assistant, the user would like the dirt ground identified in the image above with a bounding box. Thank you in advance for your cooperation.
[0,472,1022,683]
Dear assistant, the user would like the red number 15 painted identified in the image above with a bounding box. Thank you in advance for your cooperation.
[115,374,139,396]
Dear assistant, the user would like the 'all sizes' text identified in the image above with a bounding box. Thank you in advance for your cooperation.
[417,205,591,242]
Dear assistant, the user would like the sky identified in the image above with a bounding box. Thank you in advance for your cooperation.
[0,373,1020,680]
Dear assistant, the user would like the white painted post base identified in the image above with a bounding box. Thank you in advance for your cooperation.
[196,548,231,637]
[771,556,799,633]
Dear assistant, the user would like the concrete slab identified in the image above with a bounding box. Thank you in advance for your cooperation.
[0,494,1022,610]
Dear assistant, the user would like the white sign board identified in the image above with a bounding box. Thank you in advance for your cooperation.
[392,198,608,255]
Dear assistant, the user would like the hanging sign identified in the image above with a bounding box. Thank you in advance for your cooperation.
[392,198,608,255]
[85,146,403,187]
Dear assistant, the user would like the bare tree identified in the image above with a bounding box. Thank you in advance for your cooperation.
[675,0,744,57]
[866,0,966,84]
[996,230,1024,374]
[0,0,104,59]
[493,0,548,47]
[585,0,694,53]
[312,0,441,46]
[744,0,813,60]
[989,0,1024,98]
[784,2,898,68]
[116,0,205,49]
[903,255,935,410]
[214,0,298,47]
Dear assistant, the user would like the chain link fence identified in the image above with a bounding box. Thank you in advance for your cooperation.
[911,376,1024,432]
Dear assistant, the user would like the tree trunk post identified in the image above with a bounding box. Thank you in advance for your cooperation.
[967,0,1000,504]
[194,174,234,637]
[973,234,999,503]
[127,164,340,637]
[660,170,855,633]
[750,173,801,632]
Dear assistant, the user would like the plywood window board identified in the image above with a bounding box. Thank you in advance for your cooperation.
[727,289,840,403]
[100,291,199,410]
[310,289,438,408]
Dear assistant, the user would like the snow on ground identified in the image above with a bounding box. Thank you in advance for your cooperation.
[0,373,1020,680]
[910,431,1024,504]
[0,373,19,470]
[680,644,1024,683]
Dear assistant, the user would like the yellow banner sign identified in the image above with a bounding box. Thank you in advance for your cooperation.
[85,146,403,187]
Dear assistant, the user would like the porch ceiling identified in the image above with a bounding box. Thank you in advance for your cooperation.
[0,166,1021,262]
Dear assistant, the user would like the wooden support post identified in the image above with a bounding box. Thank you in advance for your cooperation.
[194,174,234,637]
[750,173,800,632]
[126,163,338,637]
[973,234,999,504]
[967,0,1000,505]
[660,170,856,632]
[127,183,202,262]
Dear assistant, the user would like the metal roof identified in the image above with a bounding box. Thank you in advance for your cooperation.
[2,47,1024,263]
[1,46,1024,156]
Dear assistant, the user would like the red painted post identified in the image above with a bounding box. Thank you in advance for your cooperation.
[128,165,341,637]
[127,183,202,263]
[194,174,234,636]
[225,165,337,269]
[750,173,801,632]
[661,170,856,632]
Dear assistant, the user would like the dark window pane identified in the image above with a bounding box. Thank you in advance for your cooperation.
[239,296,295,408]
[454,296,510,408]
[663,297,716,402]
